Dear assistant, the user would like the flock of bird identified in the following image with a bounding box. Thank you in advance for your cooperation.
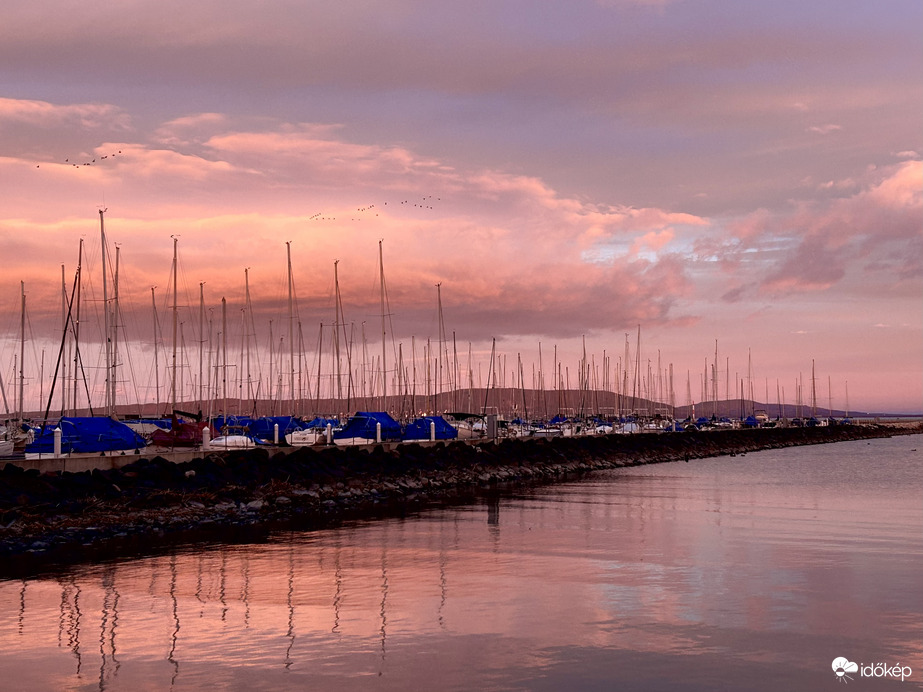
[35,150,124,169]
[312,197,443,223]
[34,153,446,222]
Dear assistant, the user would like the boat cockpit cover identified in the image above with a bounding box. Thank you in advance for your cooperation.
[334,411,402,441]
[27,417,147,454]
[402,416,459,440]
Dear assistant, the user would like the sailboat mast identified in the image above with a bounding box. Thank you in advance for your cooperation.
[397,342,404,417]
[171,236,178,415]
[100,209,111,416]
[467,342,472,412]
[222,297,228,422]
[18,281,25,422]
[268,320,274,414]
[286,242,295,413]
[635,326,642,413]
[518,353,527,422]
[452,332,459,411]
[198,281,205,412]
[379,240,387,412]
[411,336,417,415]
[243,270,252,406]
[113,245,121,412]
[538,342,545,419]
[61,264,68,415]
[811,359,817,418]
[151,287,159,415]
[436,283,444,414]
[669,362,675,418]
[315,322,323,412]
[72,239,83,413]
[687,370,694,421]
[297,321,305,417]
[334,260,342,403]
[748,347,754,416]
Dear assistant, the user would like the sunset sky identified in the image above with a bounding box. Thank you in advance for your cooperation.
[1,0,920,414]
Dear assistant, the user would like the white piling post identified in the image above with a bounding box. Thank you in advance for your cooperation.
[376,422,382,443]
[53,426,62,458]
[430,421,436,442]
[202,426,211,451]
[274,423,279,445]
[326,423,333,445]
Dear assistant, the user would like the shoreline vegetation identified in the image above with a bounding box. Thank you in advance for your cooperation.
[2,423,920,575]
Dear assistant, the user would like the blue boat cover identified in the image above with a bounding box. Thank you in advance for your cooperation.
[247,416,303,439]
[402,416,459,441]
[303,416,340,429]
[27,417,147,455]
[334,412,402,442]
[211,415,253,432]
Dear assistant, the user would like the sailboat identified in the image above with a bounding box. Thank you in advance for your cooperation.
[26,416,146,459]
[1,281,29,453]
[26,210,150,459]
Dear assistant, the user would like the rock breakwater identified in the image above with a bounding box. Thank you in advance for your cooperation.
[2,423,918,573]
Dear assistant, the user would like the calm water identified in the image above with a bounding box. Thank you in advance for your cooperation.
[1,435,921,691]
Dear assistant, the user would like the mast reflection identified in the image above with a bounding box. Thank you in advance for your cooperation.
[285,543,295,669]
[168,554,180,688]
[97,565,121,691]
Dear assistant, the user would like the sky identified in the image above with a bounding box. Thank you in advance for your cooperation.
[1,0,921,414]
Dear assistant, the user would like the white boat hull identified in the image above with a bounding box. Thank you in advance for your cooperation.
[286,430,326,446]
[207,435,256,449]
[333,436,376,446]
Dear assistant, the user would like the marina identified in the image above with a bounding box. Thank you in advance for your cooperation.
[1,434,919,691]
[2,213,874,469]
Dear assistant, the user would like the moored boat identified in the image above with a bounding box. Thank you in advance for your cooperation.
[334,412,402,445]
[25,417,147,459]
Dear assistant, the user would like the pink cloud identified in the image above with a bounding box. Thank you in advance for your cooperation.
[863,159,922,209]
[714,160,922,296]
[0,97,131,129]
[629,229,675,254]
[807,124,841,135]
[726,208,772,240]
[0,112,706,356]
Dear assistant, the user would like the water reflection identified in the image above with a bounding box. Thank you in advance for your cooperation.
[0,437,919,691]
[168,555,179,687]
[97,566,121,691]
[17,580,26,636]
[284,545,295,669]
[59,577,83,674]
[332,544,342,634]
[379,544,388,675]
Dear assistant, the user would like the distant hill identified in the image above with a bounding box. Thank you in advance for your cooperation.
[16,388,915,422]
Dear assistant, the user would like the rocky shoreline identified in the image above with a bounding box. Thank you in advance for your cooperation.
[2,423,919,575]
